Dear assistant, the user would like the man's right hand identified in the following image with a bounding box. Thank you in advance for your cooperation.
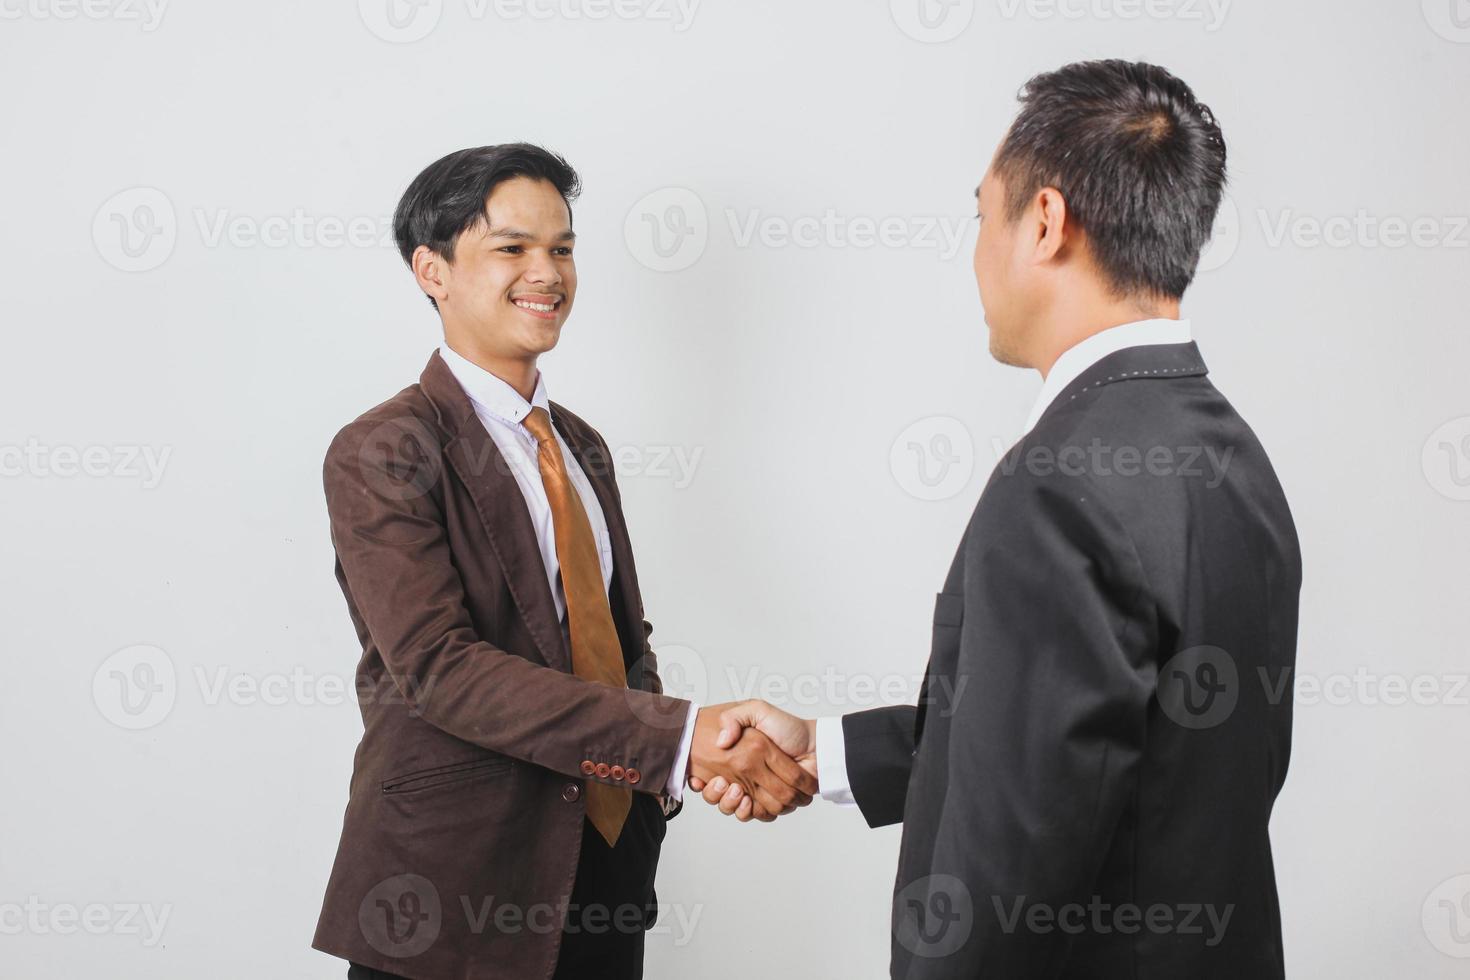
[689,700,817,822]
[687,702,818,822]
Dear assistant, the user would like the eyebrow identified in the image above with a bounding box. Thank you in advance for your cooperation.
[483,226,577,242]
[973,184,982,199]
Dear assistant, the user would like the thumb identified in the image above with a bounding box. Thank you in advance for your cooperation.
[716,701,761,749]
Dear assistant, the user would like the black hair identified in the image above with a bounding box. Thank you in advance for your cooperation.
[992,60,1227,301]
[392,143,582,308]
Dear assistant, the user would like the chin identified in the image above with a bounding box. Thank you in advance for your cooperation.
[520,336,559,358]
[527,322,564,354]
[988,332,1024,369]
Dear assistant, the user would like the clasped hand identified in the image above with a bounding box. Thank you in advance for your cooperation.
[688,700,816,823]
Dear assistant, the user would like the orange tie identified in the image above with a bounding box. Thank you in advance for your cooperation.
[523,407,632,847]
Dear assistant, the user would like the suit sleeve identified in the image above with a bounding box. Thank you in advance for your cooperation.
[893,471,1156,979]
[324,416,689,793]
[842,705,917,827]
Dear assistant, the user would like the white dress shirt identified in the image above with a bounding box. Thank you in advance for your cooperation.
[814,317,1193,806]
[439,345,697,801]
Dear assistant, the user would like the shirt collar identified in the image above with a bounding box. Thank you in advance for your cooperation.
[438,343,550,429]
[1020,317,1192,434]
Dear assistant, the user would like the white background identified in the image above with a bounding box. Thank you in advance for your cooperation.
[3,0,1469,976]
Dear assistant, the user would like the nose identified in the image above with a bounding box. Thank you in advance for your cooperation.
[523,249,562,287]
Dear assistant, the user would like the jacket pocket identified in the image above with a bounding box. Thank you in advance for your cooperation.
[933,591,965,629]
[381,757,515,796]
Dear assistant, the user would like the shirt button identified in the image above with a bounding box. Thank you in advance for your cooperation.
[562,783,581,803]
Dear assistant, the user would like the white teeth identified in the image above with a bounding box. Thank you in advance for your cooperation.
[514,299,556,312]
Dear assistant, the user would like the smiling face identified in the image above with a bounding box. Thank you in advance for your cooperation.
[420,176,577,366]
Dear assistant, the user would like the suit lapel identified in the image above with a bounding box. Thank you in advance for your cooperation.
[419,351,570,672]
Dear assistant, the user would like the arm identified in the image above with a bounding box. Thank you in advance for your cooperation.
[326,416,815,809]
[839,705,917,827]
[326,416,689,788]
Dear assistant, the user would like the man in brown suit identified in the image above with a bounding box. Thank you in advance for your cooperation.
[311,144,816,980]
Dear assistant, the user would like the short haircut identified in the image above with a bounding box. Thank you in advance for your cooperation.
[992,60,1227,301]
[392,143,582,308]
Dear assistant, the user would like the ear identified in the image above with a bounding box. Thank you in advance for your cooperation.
[1029,186,1071,264]
[412,245,451,306]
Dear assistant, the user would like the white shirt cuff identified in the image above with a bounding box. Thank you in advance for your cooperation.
[664,702,700,801]
[816,715,858,807]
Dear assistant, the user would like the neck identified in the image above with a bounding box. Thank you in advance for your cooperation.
[443,328,538,402]
[1033,292,1181,379]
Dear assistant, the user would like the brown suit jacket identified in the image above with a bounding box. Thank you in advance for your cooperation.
[312,350,690,980]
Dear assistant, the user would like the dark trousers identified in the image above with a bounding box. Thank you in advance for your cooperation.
[350,798,665,980]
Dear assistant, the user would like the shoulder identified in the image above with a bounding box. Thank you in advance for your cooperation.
[322,384,448,510]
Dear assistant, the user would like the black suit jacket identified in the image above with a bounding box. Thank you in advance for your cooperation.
[845,341,1301,979]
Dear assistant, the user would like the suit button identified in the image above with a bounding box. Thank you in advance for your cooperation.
[625,768,641,785]
[610,765,625,781]
[562,783,581,802]
[580,760,596,776]
[595,763,611,778]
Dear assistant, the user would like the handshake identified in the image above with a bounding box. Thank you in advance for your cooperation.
[686,700,818,822]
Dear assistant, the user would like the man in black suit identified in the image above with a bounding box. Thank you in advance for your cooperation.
[693,60,1301,978]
